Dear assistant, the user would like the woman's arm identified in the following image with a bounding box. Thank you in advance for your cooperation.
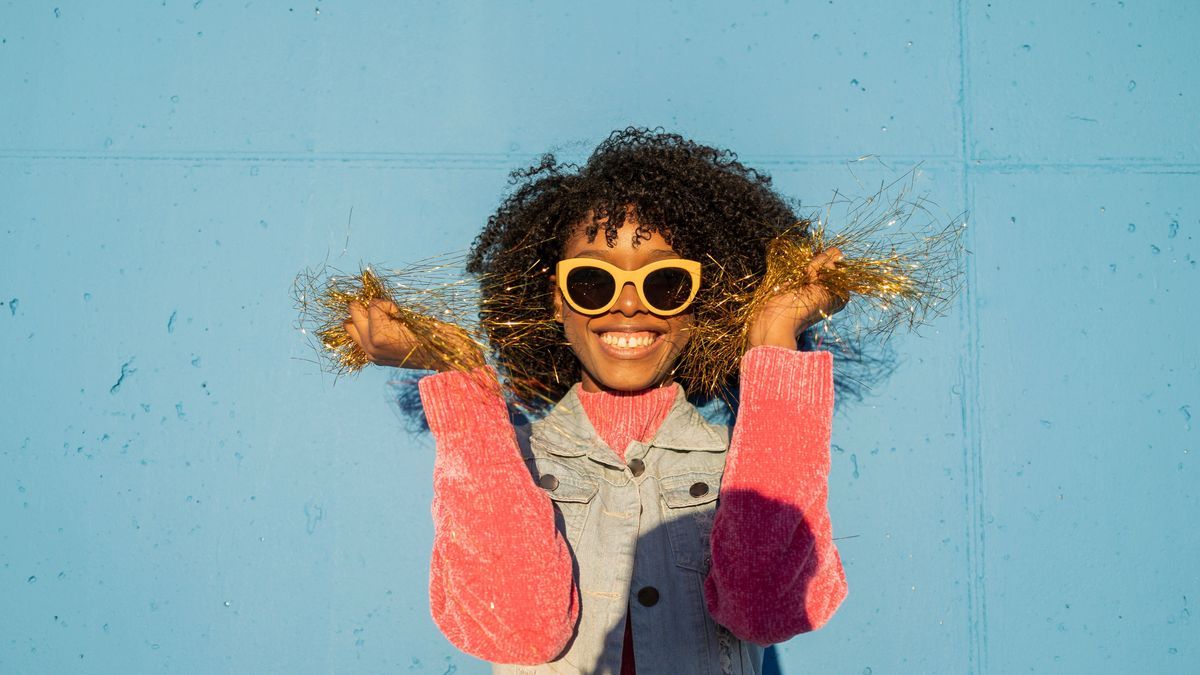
[419,368,579,664]
[342,299,577,660]
[703,346,847,645]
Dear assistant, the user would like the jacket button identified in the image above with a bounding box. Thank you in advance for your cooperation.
[628,458,645,477]
[636,586,660,607]
[538,474,560,491]
[689,482,709,498]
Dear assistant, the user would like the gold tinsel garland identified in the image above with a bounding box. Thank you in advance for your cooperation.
[675,180,966,395]
[293,255,490,374]
[295,176,966,411]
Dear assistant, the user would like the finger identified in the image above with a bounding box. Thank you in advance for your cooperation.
[811,247,841,269]
[366,300,392,330]
[371,298,401,315]
[348,320,410,367]
[367,299,398,322]
[346,303,371,347]
[351,304,394,362]
[801,248,843,286]
[366,300,407,349]
[802,249,832,284]
[806,247,835,281]
[344,320,371,359]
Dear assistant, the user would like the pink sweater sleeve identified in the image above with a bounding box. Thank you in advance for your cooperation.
[418,368,579,665]
[704,346,848,644]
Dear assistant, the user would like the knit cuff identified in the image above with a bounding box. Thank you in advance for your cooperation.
[417,366,514,456]
[739,345,834,410]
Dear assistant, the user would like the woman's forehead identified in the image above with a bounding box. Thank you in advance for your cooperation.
[562,224,678,258]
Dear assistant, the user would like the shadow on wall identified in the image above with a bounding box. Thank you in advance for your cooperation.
[762,646,784,675]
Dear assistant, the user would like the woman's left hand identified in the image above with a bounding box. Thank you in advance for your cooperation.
[746,247,848,350]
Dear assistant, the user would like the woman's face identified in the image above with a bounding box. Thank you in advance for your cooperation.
[553,216,694,393]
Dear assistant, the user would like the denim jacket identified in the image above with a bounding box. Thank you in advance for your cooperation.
[495,384,763,675]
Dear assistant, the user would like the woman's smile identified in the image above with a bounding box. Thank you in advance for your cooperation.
[593,328,666,357]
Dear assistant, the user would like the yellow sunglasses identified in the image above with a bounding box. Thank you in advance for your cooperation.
[555,258,702,317]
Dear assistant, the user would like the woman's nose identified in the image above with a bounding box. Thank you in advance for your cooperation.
[613,281,645,316]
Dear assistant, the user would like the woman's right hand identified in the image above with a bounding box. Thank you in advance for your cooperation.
[344,299,485,371]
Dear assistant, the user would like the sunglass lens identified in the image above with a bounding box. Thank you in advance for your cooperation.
[566,266,616,311]
[644,267,694,311]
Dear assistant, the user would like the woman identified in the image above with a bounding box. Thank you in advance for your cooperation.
[345,128,848,674]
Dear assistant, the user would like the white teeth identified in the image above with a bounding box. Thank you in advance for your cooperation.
[600,332,656,349]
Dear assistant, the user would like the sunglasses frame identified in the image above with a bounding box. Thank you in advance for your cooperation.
[555,257,702,317]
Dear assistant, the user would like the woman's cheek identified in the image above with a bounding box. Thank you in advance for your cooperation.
[560,315,594,362]
[656,319,693,375]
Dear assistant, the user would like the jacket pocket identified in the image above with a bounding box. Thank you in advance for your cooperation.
[659,470,723,573]
[526,457,599,550]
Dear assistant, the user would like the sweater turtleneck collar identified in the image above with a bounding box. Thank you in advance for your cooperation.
[575,383,679,461]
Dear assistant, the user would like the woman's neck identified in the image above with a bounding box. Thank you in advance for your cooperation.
[575,383,677,460]
[578,369,676,393]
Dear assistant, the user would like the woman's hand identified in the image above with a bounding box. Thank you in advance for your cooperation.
[746,247,848,351]
[344,299,485,371]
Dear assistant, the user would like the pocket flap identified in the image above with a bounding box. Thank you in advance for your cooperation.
[526,457,599,504]
[659,471,721,509]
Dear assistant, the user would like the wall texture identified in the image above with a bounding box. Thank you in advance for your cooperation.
[2,1,1196,673]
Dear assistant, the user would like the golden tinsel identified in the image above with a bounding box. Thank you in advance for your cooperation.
[296,176,965,412]
[676,180,966,396]
[293,252,566,412]
[294,255,488,373]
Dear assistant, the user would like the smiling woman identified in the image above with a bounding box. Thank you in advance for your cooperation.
[342,128,849,674]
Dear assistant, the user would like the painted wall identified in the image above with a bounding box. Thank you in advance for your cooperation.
[2,1,1196,672]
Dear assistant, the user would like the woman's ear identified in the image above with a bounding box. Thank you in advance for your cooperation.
[550,275,564,323]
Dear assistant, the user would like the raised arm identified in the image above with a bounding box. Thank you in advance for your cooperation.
[418,369,579,664]
[343,299,578,661]
[702,246,849,642]
[703,345,848,645]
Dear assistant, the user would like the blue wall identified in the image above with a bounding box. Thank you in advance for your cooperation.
[2,1,1196,672]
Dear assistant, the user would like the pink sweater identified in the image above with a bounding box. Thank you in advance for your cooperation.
[417,346,847,665]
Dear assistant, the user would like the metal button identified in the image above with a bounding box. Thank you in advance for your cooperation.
[628,458,645,477]
[636,586,660,607]
[538,474,560,491]
[689,482,709,498]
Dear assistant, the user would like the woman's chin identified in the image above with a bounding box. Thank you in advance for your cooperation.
[572,337,687,393]
[583,366,672,393]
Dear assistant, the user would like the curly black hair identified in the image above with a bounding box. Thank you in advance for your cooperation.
[467,127,811,409]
